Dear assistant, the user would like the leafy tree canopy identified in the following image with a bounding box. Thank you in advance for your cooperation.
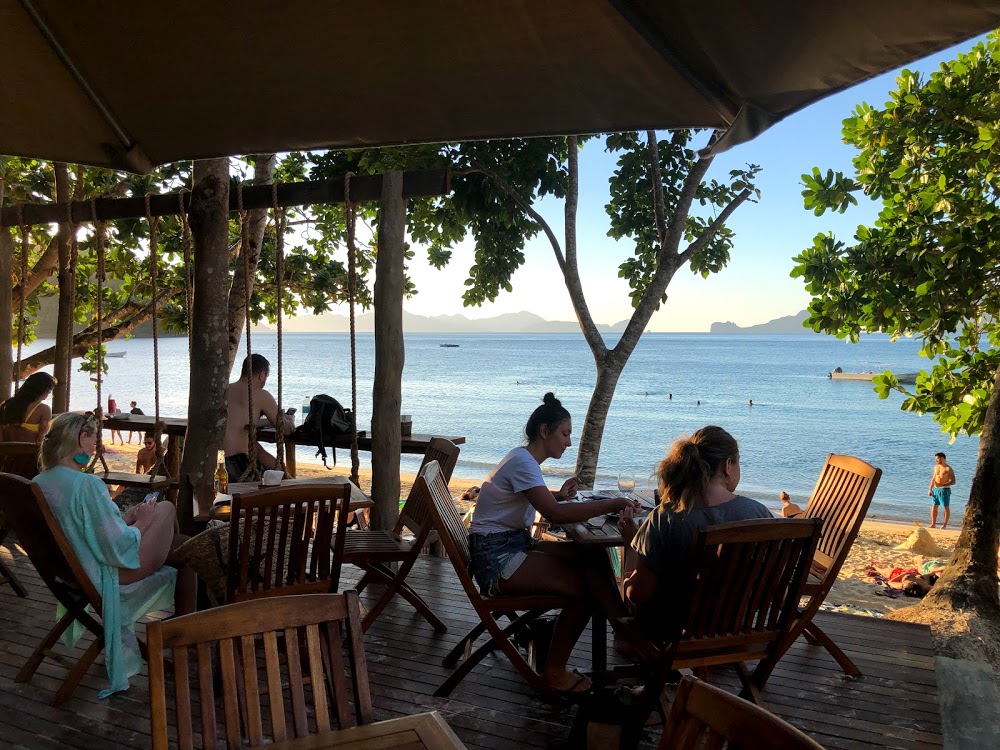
[792,33,1000,438]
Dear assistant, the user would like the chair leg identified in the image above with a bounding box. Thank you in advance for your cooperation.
[804,620,862,678]
[0,557,27,598]
[443,621,488,667]
[53,637,104,706]
[17,608,78,683]
[359,561,447,633]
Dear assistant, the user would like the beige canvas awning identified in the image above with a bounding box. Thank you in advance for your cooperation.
[2,1,999,171]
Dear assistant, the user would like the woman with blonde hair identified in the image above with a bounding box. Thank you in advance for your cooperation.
[619,426,772,627]
[34,411,195,697]
[0,371,55,443]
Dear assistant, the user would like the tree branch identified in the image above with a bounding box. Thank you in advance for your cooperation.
[678,187,754,265]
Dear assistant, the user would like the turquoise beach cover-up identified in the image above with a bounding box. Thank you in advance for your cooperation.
[34,465,176,698]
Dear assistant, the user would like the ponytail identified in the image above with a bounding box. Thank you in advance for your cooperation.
[657,426,739,512]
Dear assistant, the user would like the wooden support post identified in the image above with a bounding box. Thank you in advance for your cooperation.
[0,228,13,398]
[370,171,405,532]
[177,159,230,533]
[52,163,73,412]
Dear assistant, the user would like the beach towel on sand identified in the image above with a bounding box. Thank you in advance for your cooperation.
[894,524,947,557]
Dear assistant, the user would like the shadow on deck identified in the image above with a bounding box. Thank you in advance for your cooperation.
[0,541,942,749]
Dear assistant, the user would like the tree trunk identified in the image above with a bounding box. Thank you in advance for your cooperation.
[177,160,230,533]
[370,171,405,532]
[0,229,13,399]
[52,162,74,412]
[12,236,58,307]
[576,359,627,488]
[226,154,276,371]
[917,361,1000,618]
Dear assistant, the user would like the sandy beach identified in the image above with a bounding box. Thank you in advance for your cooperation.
[101,440,960,619]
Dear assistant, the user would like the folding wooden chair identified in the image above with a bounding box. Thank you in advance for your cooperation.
[660,675,825,749]
[419,460,571,697]
[148,591,373,749]
[0,472,142,705]
[791,454,882,677]
[345,437,460,631]
[612,518,822,715]
[0,441,38,597]
[227,483,352,602]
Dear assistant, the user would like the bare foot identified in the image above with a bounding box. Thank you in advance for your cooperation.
[929,524,937,529]
[941,525,948,530]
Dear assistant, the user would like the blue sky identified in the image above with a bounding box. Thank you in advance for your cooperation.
[390,36,987,332]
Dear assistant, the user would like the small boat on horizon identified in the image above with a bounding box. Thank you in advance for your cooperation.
[440,343,460,348]
[105,351,127,358]
[828,367,916,384]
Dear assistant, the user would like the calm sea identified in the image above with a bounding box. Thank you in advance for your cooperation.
[39,331,978,523]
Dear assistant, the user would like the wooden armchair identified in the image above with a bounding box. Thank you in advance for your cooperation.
[0,441,38,597]
[419,460,571,697]
[613,518,822,714]
[660,676,825,749]
[227,483,352,602]
[344,437,460,631]
[791,454,882,677]
[148,591,372,749]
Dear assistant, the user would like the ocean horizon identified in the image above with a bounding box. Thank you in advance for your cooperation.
[36,330,979,524]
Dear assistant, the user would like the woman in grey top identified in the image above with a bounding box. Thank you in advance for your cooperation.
[619,426,772,631]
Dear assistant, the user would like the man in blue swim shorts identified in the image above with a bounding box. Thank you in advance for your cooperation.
[928,452,956,529]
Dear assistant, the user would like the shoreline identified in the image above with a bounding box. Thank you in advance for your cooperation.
[102,441,960,618]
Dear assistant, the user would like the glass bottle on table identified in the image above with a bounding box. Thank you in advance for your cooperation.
[215,450,228,494]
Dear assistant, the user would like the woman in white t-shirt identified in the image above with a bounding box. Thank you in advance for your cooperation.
[468,392,638,696]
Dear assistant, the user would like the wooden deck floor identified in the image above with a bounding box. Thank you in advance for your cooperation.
[1,540,942,749]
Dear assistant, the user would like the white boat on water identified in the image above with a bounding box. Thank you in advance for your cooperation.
[828,367,916,384]
[105,351,127,358]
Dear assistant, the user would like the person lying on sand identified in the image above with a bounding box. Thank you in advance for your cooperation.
[867,562,938,598]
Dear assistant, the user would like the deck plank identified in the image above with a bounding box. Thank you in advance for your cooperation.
[1,538,944,749]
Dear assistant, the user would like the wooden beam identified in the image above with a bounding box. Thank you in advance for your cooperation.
[0,169,451,228]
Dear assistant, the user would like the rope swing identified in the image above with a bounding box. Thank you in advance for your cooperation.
[343,173,360,486]
[237,185,261,482]
[87,203,110,474]
[14,204,29,391]
[271,183,286,473]
[144,194,167,478]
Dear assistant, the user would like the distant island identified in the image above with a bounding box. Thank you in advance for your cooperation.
[710,310,814,334]
[260,310,630,334]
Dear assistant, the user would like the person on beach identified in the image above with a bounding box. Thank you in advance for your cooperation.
[33,411,196,696]
[866,562,937,598]
[467,392,640,696]
[928,452,956,529]
[107,395,125,445]
[0,371,55,444]
[224,354,292,482]
[780,490,804,518]
[617,426,773,635]
[127,400,144,443]
[136,432,163,475]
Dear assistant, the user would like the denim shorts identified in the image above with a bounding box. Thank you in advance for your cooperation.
[469,529,535,596]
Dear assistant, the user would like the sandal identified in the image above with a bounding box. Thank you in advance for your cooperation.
[540,670,592,703]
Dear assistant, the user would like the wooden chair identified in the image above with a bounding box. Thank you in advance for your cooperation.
[0,472,139,705]
[660,675,825,749]
[345,437,460,631]
[227,483,352,602]
[613,518,822,713]
[420,460,571,697]
[0,441,39,597]
[791,454,882,677]
[148,591,373,749]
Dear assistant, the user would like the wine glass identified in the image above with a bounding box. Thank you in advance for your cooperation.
[618,470,636,496]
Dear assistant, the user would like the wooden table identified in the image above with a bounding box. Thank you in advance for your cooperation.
[194,476,373,524]
[103,414,188,498]
[263,711,466,750]
[256,427,466,477]
[561,490,657,670]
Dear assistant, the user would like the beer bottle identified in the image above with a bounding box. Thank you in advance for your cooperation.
[215,450,228,494]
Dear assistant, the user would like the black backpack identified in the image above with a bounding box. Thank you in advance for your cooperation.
[292,394,354,468]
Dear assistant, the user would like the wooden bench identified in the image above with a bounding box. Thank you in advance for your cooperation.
[96,471,176,492]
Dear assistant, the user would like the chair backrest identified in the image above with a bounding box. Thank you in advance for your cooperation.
[148,591,373,750]
[0,472,103,613]
[660,675,825,750]
[419,460,473,572]
[670,518,821,666]
[803,454,881,581]
[398,438,460,534]
[228,483,352,602]
[0,441,39,479]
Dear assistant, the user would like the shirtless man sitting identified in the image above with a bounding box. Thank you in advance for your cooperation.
[224,354,292,482]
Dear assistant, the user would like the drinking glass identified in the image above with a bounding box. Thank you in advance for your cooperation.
[618,471,636,495]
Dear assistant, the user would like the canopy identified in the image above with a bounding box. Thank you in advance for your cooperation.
[3,1,999,171]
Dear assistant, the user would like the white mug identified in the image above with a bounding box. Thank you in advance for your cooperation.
[262,470,283,486]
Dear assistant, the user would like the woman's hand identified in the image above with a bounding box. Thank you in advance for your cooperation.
[126,501,156,528]
[558,476,579,500]
[617,504,638,546]
[614,495,642,513]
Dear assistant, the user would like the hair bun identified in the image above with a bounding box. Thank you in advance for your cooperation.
[542,392,559,406]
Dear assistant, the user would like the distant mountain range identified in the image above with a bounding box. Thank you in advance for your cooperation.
[710,310,814,334]
[264,310,630,334]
